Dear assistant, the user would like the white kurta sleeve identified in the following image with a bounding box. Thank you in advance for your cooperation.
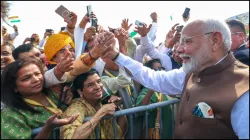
[115,53,186,95]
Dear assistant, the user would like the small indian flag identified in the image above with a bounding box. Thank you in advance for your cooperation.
[8,16,21,23]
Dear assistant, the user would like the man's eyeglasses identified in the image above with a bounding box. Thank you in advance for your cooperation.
[231,32,244,35]
[180,32,214,46]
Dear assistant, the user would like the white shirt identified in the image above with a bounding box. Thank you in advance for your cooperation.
[115,52,249,139]
[44,67,67,87]
[147,22,157,44]
[74,25,85,59]
[157,42,171,55]
[134,44,147,63]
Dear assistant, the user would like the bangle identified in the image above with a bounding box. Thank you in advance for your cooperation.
[88,120,94,131]
[112,53,120,61]
[88,120,94,126]
[67,25,75,30]
[81,55,94,66]
[88,51,98,60]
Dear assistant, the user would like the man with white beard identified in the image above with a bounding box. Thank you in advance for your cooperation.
[91,18,249,139]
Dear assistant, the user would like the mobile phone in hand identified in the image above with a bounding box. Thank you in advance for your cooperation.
[135,20,143,27]
[86,5,92,18]
[91,18,98,28]
[55,5,73,22]
[176,25,184,32]
[182,7,190,18]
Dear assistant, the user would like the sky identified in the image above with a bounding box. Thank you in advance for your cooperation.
[3,1,249,48]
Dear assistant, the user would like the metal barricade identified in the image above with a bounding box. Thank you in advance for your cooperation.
[32,99,180,139]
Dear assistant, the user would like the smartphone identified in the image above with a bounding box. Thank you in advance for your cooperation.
[55,5,73,22]
[176,25,184,32]
[135,20,143,27]
[182,7,190,18]
[46,29,52,32]
[91,18,98,28]
[86,5,92,18]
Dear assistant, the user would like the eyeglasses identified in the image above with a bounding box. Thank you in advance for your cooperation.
[180,32,213,46]
[231,32,244,35]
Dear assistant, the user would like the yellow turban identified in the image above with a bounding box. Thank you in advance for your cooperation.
[44,32,75,64]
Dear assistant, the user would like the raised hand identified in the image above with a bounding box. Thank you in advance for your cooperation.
[97,24,104,33]
[150,12,158,22]
[44,113,79,130]
[84,27,96,42]
[89,31,119,60]
[121,18,132,31]
[165,23,180,48]
[56,50,74,73]
[44,31,51,38]
[79,12,97,29]
[65,12,77,28]
[134,23,152,37]
[109,27,129,41]
[13,25,18,31]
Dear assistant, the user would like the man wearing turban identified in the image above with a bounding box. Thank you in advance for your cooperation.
[44,32,95,83]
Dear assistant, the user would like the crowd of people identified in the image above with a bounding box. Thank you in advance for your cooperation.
[1,1,249,139]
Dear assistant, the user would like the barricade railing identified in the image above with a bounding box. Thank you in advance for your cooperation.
[32,99,180,139]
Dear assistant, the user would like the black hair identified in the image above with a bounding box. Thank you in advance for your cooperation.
[226,19,246,35]
[144,58,162,69]
[73,68,99,90]
[1,58,46,113]
[12,43,35,60]
[1,41,15,51]
[73,68,99,98]
[142,59,163,90]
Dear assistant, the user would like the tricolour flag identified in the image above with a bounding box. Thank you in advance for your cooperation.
[8,16,21,23]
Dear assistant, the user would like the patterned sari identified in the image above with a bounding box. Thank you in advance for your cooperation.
[1,90,61,139]
[60,98,123,139]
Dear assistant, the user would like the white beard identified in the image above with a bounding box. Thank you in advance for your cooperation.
[182,43,212,74]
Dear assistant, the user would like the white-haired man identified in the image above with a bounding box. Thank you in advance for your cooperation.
[91,18,249,139]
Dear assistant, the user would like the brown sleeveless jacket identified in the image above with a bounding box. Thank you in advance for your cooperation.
[174,53,249,139]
